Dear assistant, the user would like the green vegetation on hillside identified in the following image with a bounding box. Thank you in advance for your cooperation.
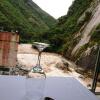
[91,24,100,44]
[0,0,56,42]
[42,0,93,54]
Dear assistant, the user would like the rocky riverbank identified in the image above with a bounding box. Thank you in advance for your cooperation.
[17,44,94,89]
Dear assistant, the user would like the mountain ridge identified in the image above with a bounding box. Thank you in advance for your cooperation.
[42,0,100,72]
[0,0,57,42]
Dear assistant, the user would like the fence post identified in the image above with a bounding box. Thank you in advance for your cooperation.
[91,46,100,93]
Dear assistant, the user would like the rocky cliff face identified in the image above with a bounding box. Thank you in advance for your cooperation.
[70,0,100,70]
[72,1,100,55]
[44,0,100,71]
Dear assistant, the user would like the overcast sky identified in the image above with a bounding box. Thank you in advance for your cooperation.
[32,0,74,19]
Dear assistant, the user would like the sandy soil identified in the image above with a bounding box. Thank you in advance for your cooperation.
[17,44,93,89]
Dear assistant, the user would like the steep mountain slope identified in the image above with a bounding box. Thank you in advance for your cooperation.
[43,0,100,71]
[72,2,100,55]
[0,0,56,42]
